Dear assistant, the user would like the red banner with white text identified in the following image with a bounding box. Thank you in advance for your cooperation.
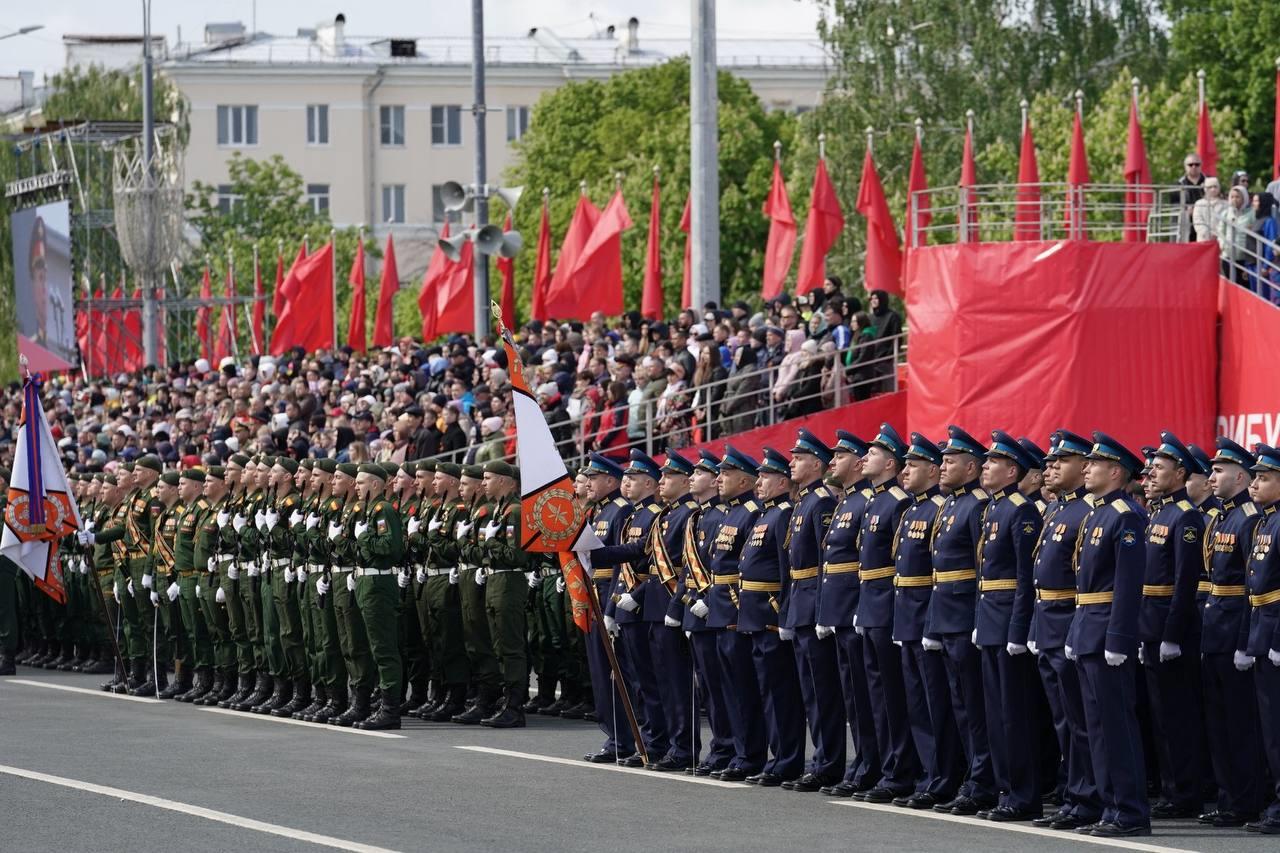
[1217,280,1280,447]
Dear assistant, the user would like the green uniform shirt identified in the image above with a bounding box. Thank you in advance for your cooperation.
[148,501,183,581]
[357,496,404,570]
[192,496,225,571]
[174,497,208,573]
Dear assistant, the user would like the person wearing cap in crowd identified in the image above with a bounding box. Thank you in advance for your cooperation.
[192,466,237,706]
[892,432,964,811]
[413,461,470,723]
[300,458,349,724]
[451,464,505,725]
[593,449,670,760]
[1199,437,1264,827]
[245,457,289,714]
[1243,443,1280,834]
[855,424,921,804]
[330,462,376,727]
[144,470,185,697]
[173,468,214,702]
[973,430,1045,822]
[1028,430,1102,831]
[1186,444,1221,516]
[580,452,641,764]
[1067,431,1150,838]
[779,430,840,792]
[97,462,136,691]
[290,459,331,720]
[1017,438,1050,515]
[816,430,880,798]
[349,462,406,730]
[930,426,996,816]
[1140,431,1207,820]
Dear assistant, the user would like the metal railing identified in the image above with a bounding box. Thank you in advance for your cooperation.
[1219,217,1280,305]
[420,331,906,469]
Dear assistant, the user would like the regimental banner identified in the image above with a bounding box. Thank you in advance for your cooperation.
[1217,279,1280,447]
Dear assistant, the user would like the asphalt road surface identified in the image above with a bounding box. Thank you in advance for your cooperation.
[0,668,1267,853]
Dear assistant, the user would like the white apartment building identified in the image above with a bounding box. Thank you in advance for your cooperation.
[162,13,829,275]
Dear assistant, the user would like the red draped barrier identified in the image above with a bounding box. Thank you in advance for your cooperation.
[906,241,1220,450]
[1217,279,1280,447]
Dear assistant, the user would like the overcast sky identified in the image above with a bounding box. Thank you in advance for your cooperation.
[2,0,823,79]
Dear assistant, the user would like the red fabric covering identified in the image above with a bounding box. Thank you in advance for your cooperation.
[679,194,693,310]
[347,240,367,353]
[906,241,1219,450]
[1015,122,1041,242]
[1197,100,1219,179]
[568,188,630,318]
[530,201,554,322]
[496,213,517,330]
[542,195,599,319]
[960,125,979,242]
[1217,280,1280,446]
[271,242,335,355]
[905,136,930,246]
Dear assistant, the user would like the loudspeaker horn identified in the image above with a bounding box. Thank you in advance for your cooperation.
[474,224,524,258]
[493,184,524,212]
[441,181,470,212]
[438,228,477,263]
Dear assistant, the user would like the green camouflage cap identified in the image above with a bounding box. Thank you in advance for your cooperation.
[462,464,485,480]
[315,458,338,474]
[229,453,251,468]
[483,460,517,479]
[159,471,181,486]
[180,469,206,483]
[274,457,299,474]
[436,462,461,479]
[337,463,359,478]
[205,466,226,481]
[358,463,388,481]
[136,455,163,473]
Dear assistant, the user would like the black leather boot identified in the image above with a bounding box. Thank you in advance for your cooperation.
[410,681,442,718]
[451,688,496,725]
[355,697,402,730]
[332,689,371,727]
[429,686,467,722]
[311,686,344,724]
[521,677,556,714]
[220,673,254,708]
[235,673,271,711]
[177,667,212,702]
[196,669,225,705]
[483,688,528,728]
[274,679,310,718]
[58,647,82,671]
[159,664,190,699]
[297,682,327,721]
[0,651,15,676]
[31,641,57,667]
[129,664,158,697]
[250,676,283,713]
[118,658,146,694]
[263,678,294,715]
[16,641,43,665]
[82,647,115,675]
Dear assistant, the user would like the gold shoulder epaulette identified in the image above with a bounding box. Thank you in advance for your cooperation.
[1008,492,1027,506]
[1176,499,1193,512]
[814,486,830,499]
[779,500,792,510]
[1110,498,1132,514]
[745,500,759,511]
[613,497,629,507]
[931,494,945,507]
[859,488,873,499]
[1243,503,1258,517]
[972,488,989,500]
[889,486,908,500]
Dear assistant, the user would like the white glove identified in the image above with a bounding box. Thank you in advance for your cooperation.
[778,627,795,641]
[206,557,216,573]
[328,522,342,541]
[166,582,179,602]
[428,517,443,533]
[1007,642,1028,656]
[142,573,152,589]
[216,511,230,528]
[150,590,160,606]
[297,566,308,582]
[617,593,640,613]
[254,511,266,531]
[415,567,426,584]
[77,530,95,545]
[407,518,421,536]
[893,639,903,647]
[397,571,410,589]
[78,558,89,575]
[284,568,296,583]
[1065,645,1076,660]
[1138,645,1146,665]
[85,519,95,532]
[1159,641,1181,662]
[664,615,681,628]
[233,514,247,532]
[346,573,356,592]
[526,572,538,589]
[354,521,369,538]
[474,567,488,586]
[288,510,303,527]
[685,630,692,639]
[816,625,835,640]
[265,509,279,531]
[690,600,709,619]
[195,583,201,597]
[449,567,459,585]
[971,629,978,646]
[215,587,226,604]
[922,637,943,652]
[1105,650,1127,666]
[604,614,620,636]
[112,582,121,603]
[1027,640,1039,655]
[305,513,319,530]
[1270,649,1280,667]
[456,521,472,539]
[317,577,331,595]
[247,560,261,577]
[227,563,240,580]
[127,578,134,597]
[555,577,565,594]
[1234,650,1255,671]
[482,520,500,541]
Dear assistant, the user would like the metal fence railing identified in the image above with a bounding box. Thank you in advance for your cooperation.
[1219,218,1280,305]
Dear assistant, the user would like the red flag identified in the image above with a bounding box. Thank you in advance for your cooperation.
[271,242,335,355]
[1066,111,1091,239]
[89,286,107,376]
[761,161,797,301]
[960,124,979,241]
[1124,96,1153,243]
[251,254,265,355]
[641,177,663,320]
[196,267,212,363]
[347,239,367,352]
[213,264,237,364]
[1015,120,1041,241]
[905,135,931,246]
[531,200,553,322]
[854,147,903,297]
[104,284,127,375]
[419,223,474,340]
[373,234,399,347]
[1197,99,1219,178]
[679,194,692,310]
[795,158,844,294]
[270,245,302,352]
[568,188,630,317]
[124,288,144,372]
[542,194,600,319]
[496,213,517,330]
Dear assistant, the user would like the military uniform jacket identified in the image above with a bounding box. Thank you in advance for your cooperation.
[681,501,725,632]
[424,497,466,567]
[782,481,836,630]
[892,487,945,643]
[596,498,661,623]
[148,502,183,581]
[173,497,206,575]
[857,482,911,629]
[475,497,529,572]
[1244,502,1280,658]
[1140,488,1205,645]
[235,490,267,566]
[1029,488,1092,649]
[1202,490,1261,654]
[975,487,1042,647]
[266,490,303,564]
[1065,490,1148,657]
[193,496,225,575]
[652,495,698,624]
[123,486,163,564]
[706,495,764,629]
[357,496,405,570]
[1197,496,1225,605]
[926,480,989,636]
[818,480,873,628]
[333,496,366,568]
[737,496,793,633]
[400,495,428,566]
[92,503,126,571]
[587,492,634,605]
[459,499,497,569]
[289,493,320,566]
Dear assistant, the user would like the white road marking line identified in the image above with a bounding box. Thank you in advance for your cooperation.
[832,801,1199,853]
[0,762,400,853]
[5,678,164,704]
[199,707,406,739]
[456,745,747,788]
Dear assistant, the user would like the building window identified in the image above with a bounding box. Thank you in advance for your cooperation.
[431,184,447,225]
[431,105,462,146]
[306,183,330,215]
[379,105,405,146]
[381,184,405,224]
[306,104,329,145]
[216,184,243,215]
[506,106,530,142]
[216,105,258,146]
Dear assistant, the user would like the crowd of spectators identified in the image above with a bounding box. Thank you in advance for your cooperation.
[1179,156,1280,300]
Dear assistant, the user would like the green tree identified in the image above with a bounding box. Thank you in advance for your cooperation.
[504,58,797,318]
[44,64,189,142]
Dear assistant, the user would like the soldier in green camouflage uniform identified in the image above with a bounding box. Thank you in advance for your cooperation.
[231,456,277,711]
[242,458,290,714]
[260,457,309,717]
[414,462,471,721]
[452,465,503,723]
[193,467,236,706]
[350,463,405,730]
[299,458,348,722]
[330,463,376,727]
[64,474,114,676]
[289,459,326,720]
[210,460,255,709]
[82,471,131,691]
[119,456,164,694]
[394,462,431,713]
[146,471,184,697]
[174,469,215,702]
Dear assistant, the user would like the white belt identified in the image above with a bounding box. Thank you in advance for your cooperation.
[488,567,523,574]
[332,565,354,574]
[306,563,319,572]
[355,567,397,577]
[458,563,474,572]
[426,567,450,577]
[270,557,291,569]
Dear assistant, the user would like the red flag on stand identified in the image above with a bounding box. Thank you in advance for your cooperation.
[124,288,144,372]
[905,134,931,246]
[271,242,335,355]
[960,123,980,241]
[1015,120,1041,241]
[641,176,663,320]
[214,265,236,364]
[251,254,265,355]
[1124,95,1153,243]
[419,223,474,341]
[1197,99,1219,179]
[270,245,302,352]
[347,240,367,353]
[196,267,212,363]
[568,188,630,318]
[89,286,107,376]
[496,213,517,330]
[373,234,399,347]
[542,194,599,319]
[1066,111,1091,239]
[530,199,553,322]
[854,146,903,297]
[795,158,843,294]
[679,194,693,310]
[762,160,797,301]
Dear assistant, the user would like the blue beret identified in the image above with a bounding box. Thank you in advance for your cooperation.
[1252,444,1280,474]
[624,449,661,480]
[791,428,833,465]
[1154,431,1193,470]
[870,422,908,463]
[905,432,942,465]
[720,444,759,476]
[1211,436,1255,470]
[1017,437,1047,470]
[987,429,1035,471]
[758,446,791,476]
[1048,429,1092,459]
[1088,431,1144,476]
[585,453,625,479]
[942,425,986,458]
[833,430,869,456]
[1186,444,1213,477]
[661,447,695,476]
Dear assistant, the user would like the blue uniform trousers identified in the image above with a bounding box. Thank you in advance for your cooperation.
[715,628,766,773]
[793,626,847,779]
[980,645,1042,812]
[834,626,881,787]
[1202,652,1262,815]
[1077,653,1150,827]
[902,641,965,798]
[862,626,921,791]
[688,630,735,768]
[585,620,635,755]
[650,623,700,764]
[1254,660,1280,821]
[1037,647,1102,820]
[1141,639,1205,809]
[619,621,670,759]
[941,633,996,800]
[749,630,806,779]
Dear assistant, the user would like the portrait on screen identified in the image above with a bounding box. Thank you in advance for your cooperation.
[11,200,75,371]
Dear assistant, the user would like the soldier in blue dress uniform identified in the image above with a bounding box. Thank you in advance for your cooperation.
[738,447,806,786]
[1066,432,1151,838]
[930,426,997,815]
[1243,444,1280,835]
[1199,437,1264,826]
[975,430,1045,821]
[1017,437,1050,515]
[1187,443,1222,517]
[1140,432,1207,819]
[816,431,881,797]
[892,432,964,810]
[779,429,843,792]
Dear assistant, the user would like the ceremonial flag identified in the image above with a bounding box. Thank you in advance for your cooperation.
[679,193,692,310]
[213,264,236,364]
[251,252,265,355]
[89,285,107,377]
[1124,94,1153,242]
[1015,119,1041,241]
[269,245,300,352]
[418,223,475,341]
[125,287,144,372]
[761,160,796,301]
[1197,99,1219,178]
[641,176,663,320]
[373,234,399,347]
[196,267,212,363]
[1,371,81,603]
[795,157,844,294]
[960,122,980,241]
[568,188,630,318]
[347,239,367,353]
[905,133,931,245]
[1066,110,1091,239]
[271,242,335,355]
[854,146,903,297]
[531,199,553,322]
[542,193,599,319]
[496,213,517,330]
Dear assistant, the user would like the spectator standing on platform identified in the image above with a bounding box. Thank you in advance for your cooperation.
[1250,192,1280,301]
[1177,154,1206,240]
[588,380,630,461]
[866,290,903,397]
[691,343,728,441]
[1218,185,1255,285]
[656,361,694,447]
[1193,178,1228,242]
